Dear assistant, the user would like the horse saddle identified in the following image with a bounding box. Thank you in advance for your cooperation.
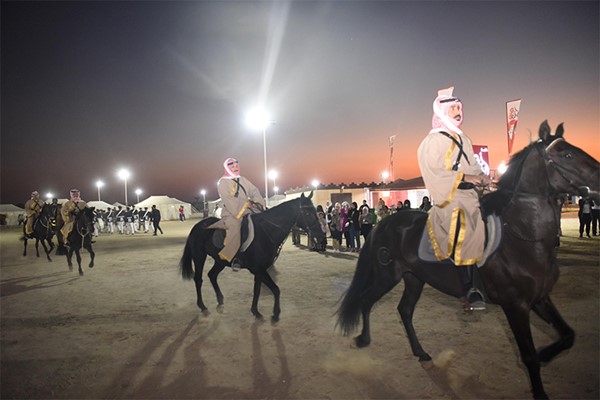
[210,215,255,252]
[417,214,502,267]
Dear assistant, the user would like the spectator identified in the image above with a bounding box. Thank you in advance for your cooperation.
[347,202,361,252]
[419,196,432,212]
[330,203,342,252]
[578,197,594,238]
[359,206,373,242]
[179,205,186,221]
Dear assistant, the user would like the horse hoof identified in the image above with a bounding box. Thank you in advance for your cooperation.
[201,308,210,316]
[418,354,432,362]
[271,315,279,324]
[79,271,84,276]
[253,313,265,321]
[89,263,94,269]
[216,305,224,314]
[354,335,370,348]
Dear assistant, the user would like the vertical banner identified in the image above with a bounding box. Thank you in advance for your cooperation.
[506,99,522,156]
[472,145,490,176]
[389,134,396,181]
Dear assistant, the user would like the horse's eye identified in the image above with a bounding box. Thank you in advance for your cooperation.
[564,153,573,159]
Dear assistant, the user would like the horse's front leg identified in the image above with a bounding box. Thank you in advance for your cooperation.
[84,240,95,268]
[23,238,27,257]
[258,271,281,323]
[502,304,547,399]
[532,296,575,363]
[35,239,41,257]
[66,248,74,270]
[207,261,227,309]
[251,275,263,320]
[40,239,52,262]
[75,250,84,276]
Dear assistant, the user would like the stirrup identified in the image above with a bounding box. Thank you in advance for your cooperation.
[231,258,241,272]
[466,289,486,311]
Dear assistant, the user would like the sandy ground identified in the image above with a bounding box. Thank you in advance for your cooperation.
[1,216,598,399]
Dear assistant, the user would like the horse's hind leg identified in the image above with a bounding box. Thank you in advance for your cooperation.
[356,279,399,348]
[191,252,209,312]
[207,260,227,308]
[502,304,547,399]
[532,296,575,363]
[66,249,74,270]
[23,239,27,257]
[35,239,41,257]
[398,273,430,361]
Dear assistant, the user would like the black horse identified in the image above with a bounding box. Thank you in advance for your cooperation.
[337,121,599,399]
[61,207,96,276]
[180,192,326,322]
[22,204,56,261]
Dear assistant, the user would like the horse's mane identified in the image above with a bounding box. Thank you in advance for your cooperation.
[481,142,538,217]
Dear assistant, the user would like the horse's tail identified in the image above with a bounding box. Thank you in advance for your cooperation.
[180,229,196,280]
[336,226,377,336]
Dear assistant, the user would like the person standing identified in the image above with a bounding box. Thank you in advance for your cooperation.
[115,206,125,234]
[419,196,432,212]
[23,191,45,237]
[151,205,163,235]
[591,200,600,236]
[578,197,594,238]
[417,87,491,312]
[60,189,88,246]
[359,205,373,242]
[178,205,186,221]
[347,201,361,252]
[209,158,265,271]
[329,203,343,252]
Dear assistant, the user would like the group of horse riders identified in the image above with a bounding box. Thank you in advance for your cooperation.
[23,189,164,247]
[23,188,86,247]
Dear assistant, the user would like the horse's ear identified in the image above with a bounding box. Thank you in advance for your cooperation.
[539,120,551,142]
[307,191,313,200]
[555,123,564,138]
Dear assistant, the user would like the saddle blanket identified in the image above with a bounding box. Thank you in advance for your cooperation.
[418,214,502,267]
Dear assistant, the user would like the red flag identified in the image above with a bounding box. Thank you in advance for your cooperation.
[506,99,522,156]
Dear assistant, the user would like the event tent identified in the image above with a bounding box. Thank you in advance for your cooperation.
[0,204,25,226]
[86,201,114,210]
[134,195,194,221]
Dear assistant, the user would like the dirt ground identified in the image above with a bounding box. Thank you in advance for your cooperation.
[1,215,598,399]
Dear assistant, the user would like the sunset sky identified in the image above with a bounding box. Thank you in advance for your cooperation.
[2,1,598,205]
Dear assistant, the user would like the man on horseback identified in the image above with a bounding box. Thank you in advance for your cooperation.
[60,189,88,246]
[417,87,491,311]
[23,191,45,238]
[210,158,265,271]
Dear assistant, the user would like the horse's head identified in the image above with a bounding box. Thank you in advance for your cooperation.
[41,203,58,227]
[75,207,96,236]
[538,120,600,198]
[297,192,326,245]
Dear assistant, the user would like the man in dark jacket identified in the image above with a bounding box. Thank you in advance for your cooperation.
[151,205,163,236]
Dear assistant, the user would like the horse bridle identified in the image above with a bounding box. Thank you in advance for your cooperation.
[537,138,588,196]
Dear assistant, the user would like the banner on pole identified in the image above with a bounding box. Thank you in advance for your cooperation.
[472,144,490,176]
[389,135,396,181]
[506,99,522,156]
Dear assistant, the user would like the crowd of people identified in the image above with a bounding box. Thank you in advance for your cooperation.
[293,196,433,253]
[90,205,164,236]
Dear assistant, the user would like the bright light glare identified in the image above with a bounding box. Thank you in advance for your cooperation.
[381,171,390,180]
[268,170,278,180]
[498,161,508,175]
[135,188,143,195]
[273,186,279,193]
[117,168,130,180]
[311,179,320,189]
[200,189,206,196]
[46,193,53,199]
[245,107,271,131]
[96,180,104,188]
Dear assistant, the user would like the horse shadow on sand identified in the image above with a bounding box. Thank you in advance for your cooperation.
[0,272,79,298]
[103,318,292,399]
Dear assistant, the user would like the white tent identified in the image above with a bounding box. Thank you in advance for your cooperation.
[86,201,114,210]
[112,202,126,208]
[0,204,25,226]
[134,195,192,221]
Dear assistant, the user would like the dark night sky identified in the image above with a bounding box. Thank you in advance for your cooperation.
[2,1,598,205]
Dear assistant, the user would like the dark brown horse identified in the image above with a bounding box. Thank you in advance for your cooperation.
[180,192,326,322]
[337,121,599,399]
[22,204,56,261]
